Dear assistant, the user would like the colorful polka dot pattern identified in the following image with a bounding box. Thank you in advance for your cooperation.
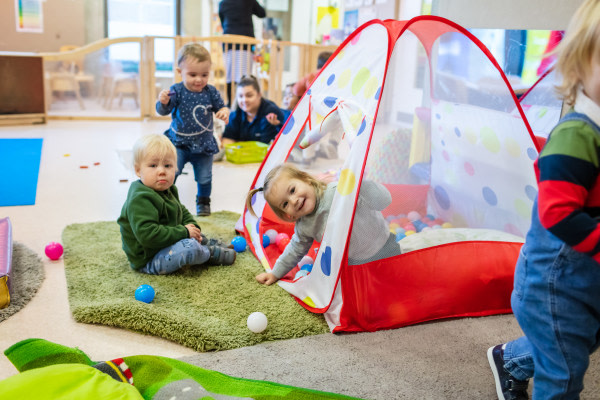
[247,23,390,310]
[429,100,538,236]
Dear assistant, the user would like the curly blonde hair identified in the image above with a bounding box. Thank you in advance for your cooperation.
[555,0,600,105]
[246,164,326,222]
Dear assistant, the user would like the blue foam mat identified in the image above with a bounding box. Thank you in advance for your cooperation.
[0,138,43,207]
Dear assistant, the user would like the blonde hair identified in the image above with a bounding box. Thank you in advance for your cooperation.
[246,164,326,222]
[555,0,600,105]
[133,134,177,169]
[177,42,211,66]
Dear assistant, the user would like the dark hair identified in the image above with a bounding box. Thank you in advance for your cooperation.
[317,51,333,69]
[238,75,260,94]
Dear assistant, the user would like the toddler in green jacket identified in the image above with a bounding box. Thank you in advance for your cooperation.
[117,134,235,274]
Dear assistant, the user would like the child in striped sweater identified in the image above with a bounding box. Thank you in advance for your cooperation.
[487,1,600,399]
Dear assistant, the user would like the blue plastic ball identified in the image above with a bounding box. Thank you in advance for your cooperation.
[300,263,313,272]
[396,232,406,242]
[262,234,270,247]
[231,236,247,252]
[135,284,155,304]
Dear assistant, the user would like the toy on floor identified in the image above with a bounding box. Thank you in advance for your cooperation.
[134,284,155,304]
[0,217,12,309]
[44,242,63,261]
[0,338,360,399]
[247,311,268,333]
[231,236,247,252]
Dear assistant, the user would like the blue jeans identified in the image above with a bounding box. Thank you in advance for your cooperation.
[138,238,210,275]
[504,199,600,399]
[175,146,213,197]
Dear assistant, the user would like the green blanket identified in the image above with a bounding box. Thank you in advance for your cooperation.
[62,211,328,352]
[1,338,361,399]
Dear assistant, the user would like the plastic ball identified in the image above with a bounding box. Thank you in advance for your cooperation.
[300,263,313,272]
[231,236,247,252]
[395,227,406,234]
[407,211,422,221]
[432,224,442,229]
[298,255,313,267]
[45,242,64,260]
[265,229,278,243]
[442,222,453,229]
[262,234,270,247]
[275,232,289,246]
[413,220,427,232]
[405,230,416,236]
[294,269,309,280]
[247,311,268,333]
[135,284,155,304]
[396,232,406,241]
[278,237,291,251]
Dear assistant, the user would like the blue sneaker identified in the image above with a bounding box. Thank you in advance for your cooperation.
[487,345,529,400]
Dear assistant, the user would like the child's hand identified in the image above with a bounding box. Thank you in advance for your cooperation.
[256,272,278,285]
[158,89,172,105]
[266,112,281,126]
[215,107,230,122]
[185,224,202,241]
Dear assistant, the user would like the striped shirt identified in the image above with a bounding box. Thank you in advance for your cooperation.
[535,90,600,262]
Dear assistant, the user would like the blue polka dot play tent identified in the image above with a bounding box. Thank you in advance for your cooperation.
[243,16,559,333]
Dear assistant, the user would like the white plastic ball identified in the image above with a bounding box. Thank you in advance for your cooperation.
[265,229,278,243]
[298,255,314,267]
[247,312,268,333]
[407,211,422,221]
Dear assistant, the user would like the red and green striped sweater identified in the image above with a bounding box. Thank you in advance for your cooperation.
[535,112,600,262]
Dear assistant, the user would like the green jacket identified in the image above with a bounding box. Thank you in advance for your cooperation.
[117,180,199,270]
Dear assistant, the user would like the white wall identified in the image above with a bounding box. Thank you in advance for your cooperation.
[432,0,585,30]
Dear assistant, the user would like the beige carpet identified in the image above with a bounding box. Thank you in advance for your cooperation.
[0,243,45,323]
[181,314,600,399]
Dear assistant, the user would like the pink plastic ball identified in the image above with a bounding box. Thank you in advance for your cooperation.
[275,232,290,246]
[278,237,291,251]
[45,242,64,260]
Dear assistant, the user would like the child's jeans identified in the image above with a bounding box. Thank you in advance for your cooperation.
[139,238,210,275]
[175,146,213,197]
[505,199,600,399]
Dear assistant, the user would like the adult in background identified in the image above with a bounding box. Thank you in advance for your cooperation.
[218,0,266,107]
[221,75,284,146]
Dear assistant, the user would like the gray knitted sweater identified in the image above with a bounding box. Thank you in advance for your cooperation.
[271,180,392,278]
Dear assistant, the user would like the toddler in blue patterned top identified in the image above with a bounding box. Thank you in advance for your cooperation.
[156,42,230,216]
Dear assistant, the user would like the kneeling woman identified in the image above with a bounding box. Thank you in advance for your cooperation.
[221,75,285,147]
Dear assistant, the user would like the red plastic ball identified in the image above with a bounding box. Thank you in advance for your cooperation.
[45,242,64,260]
[278,237,291,251]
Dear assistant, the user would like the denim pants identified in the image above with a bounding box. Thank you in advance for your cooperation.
[139,238,210,275]
[504,199,600,399]
[175,146,213,197]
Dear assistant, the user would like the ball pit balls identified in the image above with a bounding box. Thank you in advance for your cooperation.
[396,232,406,241]
[275,232,290,246]
[135,284,155,304]
[294,269,309,280]
[265,229,278,243]
[231,236,247,252]
[262,234,270,247]
[407,211,422,221]
[45,242,64,260]
[278,237,291,252]
[300,263,313,272]
[298,255,313,267]
[442,222,453,229]
[247,311,268,333]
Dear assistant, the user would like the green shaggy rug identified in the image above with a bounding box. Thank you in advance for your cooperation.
[62,211,329,352]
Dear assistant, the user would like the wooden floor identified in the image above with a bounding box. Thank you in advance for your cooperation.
[0,119,259,379]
